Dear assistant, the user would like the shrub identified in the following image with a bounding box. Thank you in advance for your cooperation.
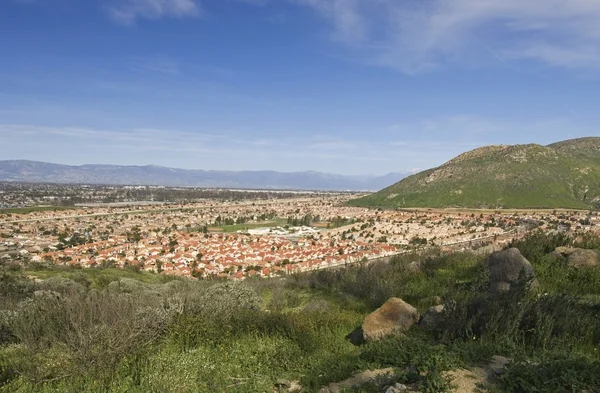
[7,289,175,383]
[0,267,33,305]
[268,288,302,312]
[107,277,149,294]
[35,277,86,296]
[195,281,261,317]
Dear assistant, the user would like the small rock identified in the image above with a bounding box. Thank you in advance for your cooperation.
[274,379,302,392]
[274,379,291,389]
[487,355,511,377]
[346,326,365,346]
[385,382,408,393]
[406,261,422,274]
[419,304,445,330]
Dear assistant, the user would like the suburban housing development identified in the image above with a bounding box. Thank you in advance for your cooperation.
[2,186,597,280]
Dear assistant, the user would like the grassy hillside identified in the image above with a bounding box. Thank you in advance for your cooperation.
[1,231,600,392]
[349,137,600,209]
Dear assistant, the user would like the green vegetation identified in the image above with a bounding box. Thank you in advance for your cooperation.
[349,137,600,209]
[1,231,599,392]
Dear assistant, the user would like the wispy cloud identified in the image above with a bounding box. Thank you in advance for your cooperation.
[108,0,200,24]
[284,0,600,73]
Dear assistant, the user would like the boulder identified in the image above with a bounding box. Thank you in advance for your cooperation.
[361,298,419,343]
[566,248,600,269]
[419,304,445,330]
[486,248,535,294]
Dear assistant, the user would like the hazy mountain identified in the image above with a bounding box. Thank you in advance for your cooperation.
[0,160,409,191]
[349,137,600,209]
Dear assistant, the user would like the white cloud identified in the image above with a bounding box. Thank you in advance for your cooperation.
[288,0,600,73]
[108,0,200,24]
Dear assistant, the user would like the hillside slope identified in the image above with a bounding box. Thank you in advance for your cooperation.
[349,137,600,209]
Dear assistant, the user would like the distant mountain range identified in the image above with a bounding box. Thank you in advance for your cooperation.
[349,137,600,209]
[0,160,412,191]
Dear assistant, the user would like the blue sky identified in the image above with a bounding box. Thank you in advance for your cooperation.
[0,0,599,175]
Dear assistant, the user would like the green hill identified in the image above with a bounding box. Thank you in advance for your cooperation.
[350,137,600,209]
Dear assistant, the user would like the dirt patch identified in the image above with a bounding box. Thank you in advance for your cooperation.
[444,368,488,393]
[319,368,396,393]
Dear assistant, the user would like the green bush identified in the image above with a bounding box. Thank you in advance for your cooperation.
[196,281,262,316]
[0,265,33,305]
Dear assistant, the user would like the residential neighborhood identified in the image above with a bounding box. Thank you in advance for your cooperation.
[1,186,598,280]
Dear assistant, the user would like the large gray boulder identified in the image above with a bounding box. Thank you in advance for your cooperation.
[347,298,419,345]
[487,248,535,294]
